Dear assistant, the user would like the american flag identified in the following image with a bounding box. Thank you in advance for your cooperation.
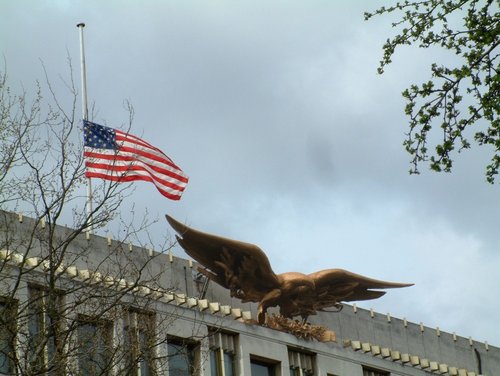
[83,120,188,200]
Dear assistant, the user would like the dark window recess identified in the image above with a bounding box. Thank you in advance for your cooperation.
[250,357,277,376]
[167,339,197,376]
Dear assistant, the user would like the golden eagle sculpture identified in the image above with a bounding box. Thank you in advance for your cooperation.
[166,215,413,324]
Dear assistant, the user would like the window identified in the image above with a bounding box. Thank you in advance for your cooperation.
[362,366,389,376]
[27,285,64,375]
[77,318,113,376]
[0,299,16,374]
[288,349,314,376]
[250,357,277,376]
[124,309,156,376]
[208,330,236,376]
[167,338,197,376]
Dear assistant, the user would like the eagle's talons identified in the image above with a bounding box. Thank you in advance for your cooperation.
[257,307,266,325]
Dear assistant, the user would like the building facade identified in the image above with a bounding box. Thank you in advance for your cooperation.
[0,211,498,375]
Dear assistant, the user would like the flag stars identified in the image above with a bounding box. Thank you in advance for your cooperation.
[84,121,116,150]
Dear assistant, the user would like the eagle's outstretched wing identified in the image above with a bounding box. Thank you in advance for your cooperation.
[166,215,281,303]
[308,269,413,310]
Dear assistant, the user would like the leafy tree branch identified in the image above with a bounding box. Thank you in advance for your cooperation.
[366,0,499,181]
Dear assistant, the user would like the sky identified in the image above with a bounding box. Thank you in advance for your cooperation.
[1,0,499,346]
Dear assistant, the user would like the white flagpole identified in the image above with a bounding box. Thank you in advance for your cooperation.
[77,22,93,232]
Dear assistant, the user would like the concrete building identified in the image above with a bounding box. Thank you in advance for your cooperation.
[0,211,498,375]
